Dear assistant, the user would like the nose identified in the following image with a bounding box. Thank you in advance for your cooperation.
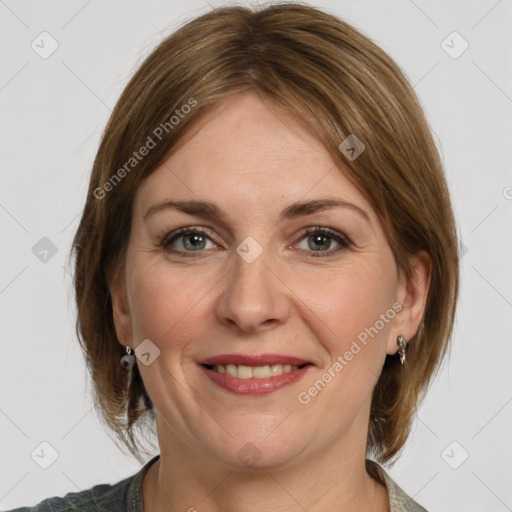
[215,242,291,333]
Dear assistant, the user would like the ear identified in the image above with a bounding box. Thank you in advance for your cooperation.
[386,250,431,355]
[109,268,134,349]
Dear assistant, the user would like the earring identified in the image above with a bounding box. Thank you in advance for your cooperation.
[120,346,135,371]
[397,335,407,365]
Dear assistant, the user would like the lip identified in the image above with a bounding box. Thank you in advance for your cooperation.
[198,364,311,395]
[196,353,311,366]
[196,354,313,396]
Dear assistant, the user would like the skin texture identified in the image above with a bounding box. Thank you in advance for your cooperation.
[111,91,430,511]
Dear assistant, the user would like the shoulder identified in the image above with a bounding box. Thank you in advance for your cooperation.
[4,455,160,512]
[4,480,131,512]
[366,459,429,512]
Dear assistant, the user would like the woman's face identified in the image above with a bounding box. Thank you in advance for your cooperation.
[113,91,423,469]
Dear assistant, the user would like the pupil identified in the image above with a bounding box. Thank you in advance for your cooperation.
[310,234,330,251]
[185,234,205,250]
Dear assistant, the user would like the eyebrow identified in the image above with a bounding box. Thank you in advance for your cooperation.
[143,198,371,224]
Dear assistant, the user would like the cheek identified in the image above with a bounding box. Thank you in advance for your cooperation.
[316,263,396,392]
[302,260,396,348]
[125,256,219,351]
[295,262,397,413]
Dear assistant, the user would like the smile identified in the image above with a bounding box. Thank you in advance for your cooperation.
[197,354,313,395]
[208,363,299,378]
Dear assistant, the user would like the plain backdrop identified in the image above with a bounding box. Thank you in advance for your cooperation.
[1,1,511,511]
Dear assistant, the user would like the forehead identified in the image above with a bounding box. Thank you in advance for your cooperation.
[135,92,375,223]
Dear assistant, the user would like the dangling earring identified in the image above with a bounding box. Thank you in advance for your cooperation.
[397,335,407,365]
[120,346,135,371]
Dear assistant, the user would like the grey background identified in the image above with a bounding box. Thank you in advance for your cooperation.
[1,1,511,510]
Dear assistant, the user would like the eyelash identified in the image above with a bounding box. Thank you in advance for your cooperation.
[159,226,351,258]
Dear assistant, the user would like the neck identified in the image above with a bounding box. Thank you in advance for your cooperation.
[142,418,389,512]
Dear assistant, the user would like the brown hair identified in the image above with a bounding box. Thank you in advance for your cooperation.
[72,3,459,465]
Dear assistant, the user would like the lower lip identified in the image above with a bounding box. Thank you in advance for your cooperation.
[198,364,311,395]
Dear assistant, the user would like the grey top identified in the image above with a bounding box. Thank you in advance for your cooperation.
[6,455,427,511]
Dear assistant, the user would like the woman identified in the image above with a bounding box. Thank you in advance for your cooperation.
[9,3,458,511]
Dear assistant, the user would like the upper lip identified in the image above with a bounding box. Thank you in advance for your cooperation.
[197,354,312,367]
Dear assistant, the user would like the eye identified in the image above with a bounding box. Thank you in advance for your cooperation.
[161,226,218,256]
[295,227,351,257]
[160,225,351,258]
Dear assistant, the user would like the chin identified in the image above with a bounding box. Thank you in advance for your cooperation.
[209,423,310,471]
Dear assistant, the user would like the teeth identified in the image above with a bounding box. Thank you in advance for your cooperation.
[237,365,253,379]
[270,364,281,376]
[253,365,271,378]
[225,364,238,377]
[212,363,299,378]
